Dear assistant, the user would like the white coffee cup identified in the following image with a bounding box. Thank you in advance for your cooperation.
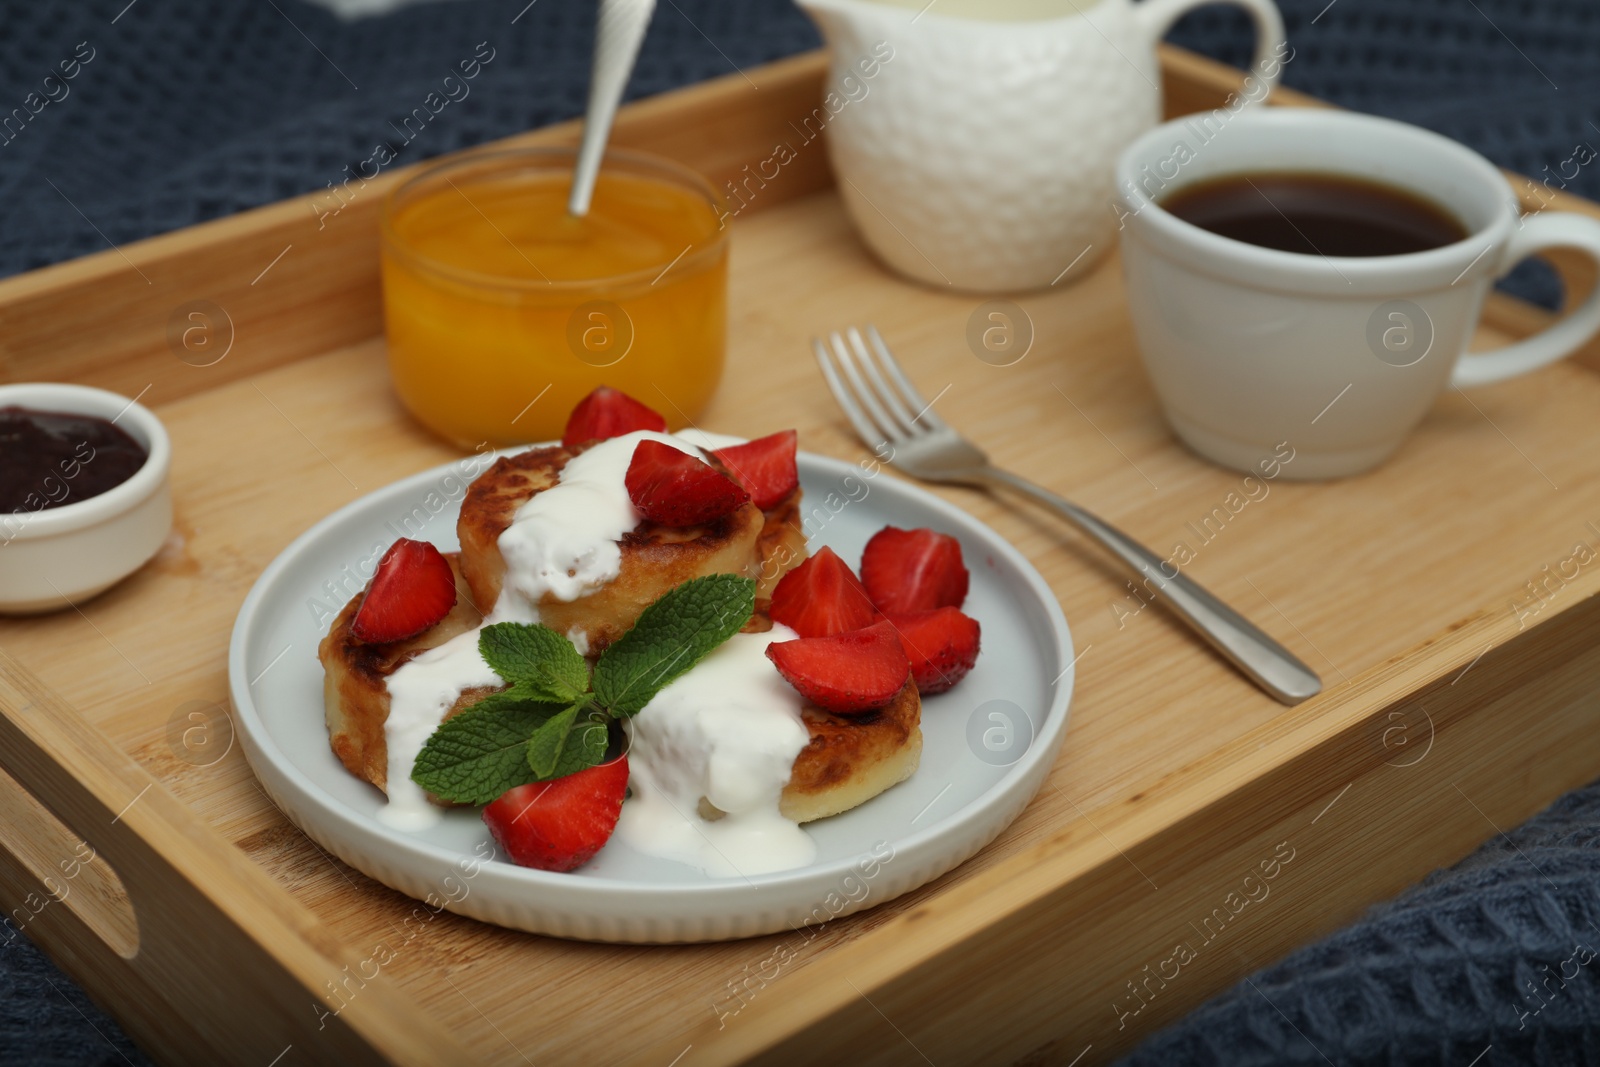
[797,0,1288,292]
[1113,108,1600,479]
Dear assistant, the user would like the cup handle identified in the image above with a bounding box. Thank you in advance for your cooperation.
[1451,212,1600,388]
[1135,0,1287,104]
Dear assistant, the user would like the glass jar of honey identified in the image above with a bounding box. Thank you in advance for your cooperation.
[380,146,729,448]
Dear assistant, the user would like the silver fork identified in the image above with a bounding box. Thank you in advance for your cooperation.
[814,325,1322,706]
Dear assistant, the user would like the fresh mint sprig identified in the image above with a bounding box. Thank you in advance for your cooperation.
[410,574,756,804]
[592,573,756,715]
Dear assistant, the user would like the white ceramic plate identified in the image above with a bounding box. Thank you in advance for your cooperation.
[228,449,1074,943]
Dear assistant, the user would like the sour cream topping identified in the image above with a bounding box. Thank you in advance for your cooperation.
[376,624,504,830]
[615,625,816,876]
[495,430,702,611]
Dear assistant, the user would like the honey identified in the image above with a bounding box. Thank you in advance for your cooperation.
[381,148,728,448]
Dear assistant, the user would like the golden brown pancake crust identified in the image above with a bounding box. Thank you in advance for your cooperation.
[755,485,808,603]
[456,442,768,653]
[318,554,498,791]
[781,679,922,823]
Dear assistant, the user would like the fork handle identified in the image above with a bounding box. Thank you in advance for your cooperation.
[976,467,1322,705]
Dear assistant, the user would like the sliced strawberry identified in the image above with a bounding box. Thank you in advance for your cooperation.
[766,620,911,714]
[769,546,878,638]
[888,607,981,694]
[482,757,628,873]
[712,430,799,509]
[860,526,970,615]
[350,538,457,644]
[625,440,749,526]
[561,387,667,448]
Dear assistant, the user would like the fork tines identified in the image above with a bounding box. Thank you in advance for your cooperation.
[812,325,949,450]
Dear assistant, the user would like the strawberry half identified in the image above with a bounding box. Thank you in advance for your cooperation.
[712,430,799,509]
[860,526,970,615]
[766,620,911,714]
[769,546,878,638]
[482,757,629,873]
[561,387,667,448]
[625,440,749,526]
[888,607,981,694]
[350,538,457,644]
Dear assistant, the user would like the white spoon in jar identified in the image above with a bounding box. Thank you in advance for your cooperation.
[568,0,657,217]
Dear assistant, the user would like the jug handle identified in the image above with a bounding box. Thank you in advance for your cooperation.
[1135,0,1288,105]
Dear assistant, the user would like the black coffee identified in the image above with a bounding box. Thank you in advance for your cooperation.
[1161,172,1469,257]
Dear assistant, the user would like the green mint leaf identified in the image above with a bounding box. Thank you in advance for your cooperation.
[409,692,567,804]
[478,622,589,703]
[525,704,576,779]
[524,701,609,781]
[592,574,756,717]
[557,717,608,780]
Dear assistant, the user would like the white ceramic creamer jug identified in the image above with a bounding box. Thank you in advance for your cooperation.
[796,0,1288,292]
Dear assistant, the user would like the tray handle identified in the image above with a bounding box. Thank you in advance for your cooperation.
[0,648,467,1066]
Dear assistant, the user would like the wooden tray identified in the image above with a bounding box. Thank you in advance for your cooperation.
[3,45,1600,1066]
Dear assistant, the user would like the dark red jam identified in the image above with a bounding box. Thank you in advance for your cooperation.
[0,406,148,514]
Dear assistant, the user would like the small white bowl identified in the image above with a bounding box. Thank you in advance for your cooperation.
[0,383,173,614]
